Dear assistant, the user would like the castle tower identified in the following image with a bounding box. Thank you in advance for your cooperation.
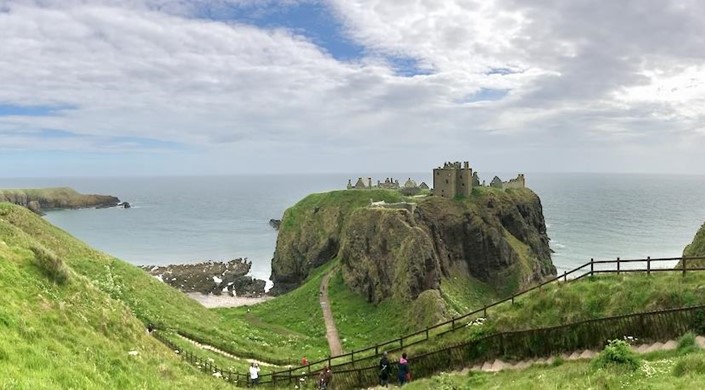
[433,161,473,198]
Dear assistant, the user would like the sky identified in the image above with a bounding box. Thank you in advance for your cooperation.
[1,0,705,177]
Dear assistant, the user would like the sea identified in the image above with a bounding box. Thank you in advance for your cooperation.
[2,173,705,282]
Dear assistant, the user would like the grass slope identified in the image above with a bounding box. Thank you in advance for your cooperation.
[0,204,221,388]
[406,348,705,390]
[0,202,327,371]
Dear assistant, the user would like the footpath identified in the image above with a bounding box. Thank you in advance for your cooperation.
[462,335,705,373]
[320,269,344,356]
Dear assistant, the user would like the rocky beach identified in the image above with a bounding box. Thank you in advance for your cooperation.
[140,258,268,300]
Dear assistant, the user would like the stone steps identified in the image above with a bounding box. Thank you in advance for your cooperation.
[467,337,696,373]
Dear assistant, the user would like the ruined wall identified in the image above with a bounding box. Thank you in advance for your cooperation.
[433,161,473,198]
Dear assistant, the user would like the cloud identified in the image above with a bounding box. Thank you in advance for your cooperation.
[1,0,705,175]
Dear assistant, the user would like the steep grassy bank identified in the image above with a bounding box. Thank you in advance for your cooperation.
[413,272,705,353]
[0,204,221,388]
[0,203,326,366]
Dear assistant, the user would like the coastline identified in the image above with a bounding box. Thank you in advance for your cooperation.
[186,292,273,308]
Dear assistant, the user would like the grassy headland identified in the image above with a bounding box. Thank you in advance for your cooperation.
[0,187,119,213]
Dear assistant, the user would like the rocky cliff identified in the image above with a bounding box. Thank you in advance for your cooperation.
[0,187,120,214]
[270,187,556,303]
[679,222,705,268]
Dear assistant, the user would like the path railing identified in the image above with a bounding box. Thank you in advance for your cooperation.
[330,304,705,389]
[156,255,705,387]
[261,255,705,378]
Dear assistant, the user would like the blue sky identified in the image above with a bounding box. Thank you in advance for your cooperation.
[1,0,705,176]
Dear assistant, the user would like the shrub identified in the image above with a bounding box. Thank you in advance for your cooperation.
[591,339,641,371]
[672,353,705,377]
[30,245,70,285]
[677,332,699,355]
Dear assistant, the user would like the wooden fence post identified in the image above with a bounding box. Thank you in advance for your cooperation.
[451,317,455,329]
[563,271,567,282]
[617,257,620,274]
[400,337,404,349]
[683,257,687,277]
[375,344,378,355]
[590,258,594,276]
[647,256,651,275]
[425,328,429,340]
[351,350,355,362]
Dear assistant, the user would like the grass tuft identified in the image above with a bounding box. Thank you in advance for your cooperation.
[29,245,70,285]
[591,339,641,371]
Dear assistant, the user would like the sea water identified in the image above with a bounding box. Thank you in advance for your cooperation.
[2,173,705,281]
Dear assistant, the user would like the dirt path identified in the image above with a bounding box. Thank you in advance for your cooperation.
[320,270,344,356]
[175,333,278,367]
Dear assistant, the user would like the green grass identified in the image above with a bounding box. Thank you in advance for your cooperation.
[279,189,406,234]
[439,273,498,316]
[217,261,333,362]
[405,348,705,390]
[327,269,408,351]
[0,202,329,367]
[0,205,222,388]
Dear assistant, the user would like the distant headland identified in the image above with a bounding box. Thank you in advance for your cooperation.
[0,187,126,214]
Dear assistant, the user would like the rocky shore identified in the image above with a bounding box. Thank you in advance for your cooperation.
[141,258,268,298]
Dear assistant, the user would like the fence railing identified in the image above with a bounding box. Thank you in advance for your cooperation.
[258,255,705,378]
[156,255,705,387]
[330,304,705,389]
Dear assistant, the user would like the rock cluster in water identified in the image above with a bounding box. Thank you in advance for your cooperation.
[141,258,267,297]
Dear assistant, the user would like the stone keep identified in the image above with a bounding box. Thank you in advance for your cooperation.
[433,161,473,198]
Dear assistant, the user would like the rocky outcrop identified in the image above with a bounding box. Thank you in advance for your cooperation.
[269,219,281,230]
[678,223,705,269]
[0,187,120,214]
[271,188,556,303]
[269,190,407,295]
[141,259,267,297]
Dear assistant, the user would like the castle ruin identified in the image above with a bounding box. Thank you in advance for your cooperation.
[433,161,473,199]
[346,163,525,197]
[433,161,526,198]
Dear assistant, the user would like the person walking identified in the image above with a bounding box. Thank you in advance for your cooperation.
[397,352,409,386]
[249,362,260,386]
[379,351,391,387]
[318,365,332,390]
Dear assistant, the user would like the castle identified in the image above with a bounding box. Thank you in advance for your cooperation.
[433,161,526,198]
[346,162,525,198]
[346,177,429,192]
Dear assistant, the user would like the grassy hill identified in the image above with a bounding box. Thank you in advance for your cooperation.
[0,202,333,383]
[0,203,221,388]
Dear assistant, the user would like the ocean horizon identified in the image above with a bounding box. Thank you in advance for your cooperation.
[2,172,704,284]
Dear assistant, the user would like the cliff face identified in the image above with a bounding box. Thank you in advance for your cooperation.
[269,190,405,295]
[679,223,705,268]
[271,187,556,302]
[0,187,120,214]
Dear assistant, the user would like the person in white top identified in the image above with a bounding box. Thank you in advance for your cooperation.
[249,363,260,386]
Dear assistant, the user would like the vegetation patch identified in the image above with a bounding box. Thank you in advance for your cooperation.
[29,245,70,285]
[591,339,641,371]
